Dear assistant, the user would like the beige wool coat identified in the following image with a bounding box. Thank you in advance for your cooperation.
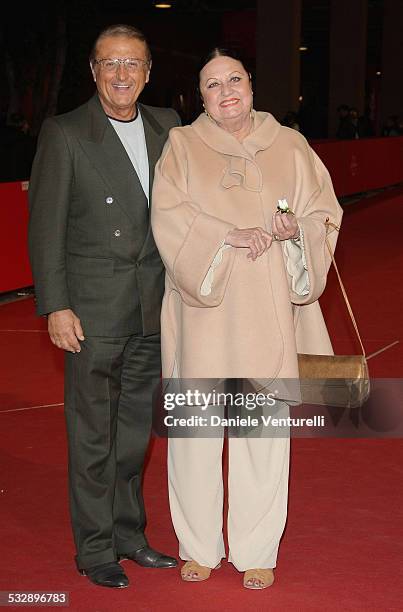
[151,112,343,382]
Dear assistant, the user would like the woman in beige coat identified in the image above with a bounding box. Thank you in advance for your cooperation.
[151,48,342,589]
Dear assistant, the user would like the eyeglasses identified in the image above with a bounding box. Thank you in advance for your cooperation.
[93,58,149,73]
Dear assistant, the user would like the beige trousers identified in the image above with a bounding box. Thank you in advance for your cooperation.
[168,430,290,571]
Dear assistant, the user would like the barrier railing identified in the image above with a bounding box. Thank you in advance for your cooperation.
[311,136,403,197]
[0,181,32,293]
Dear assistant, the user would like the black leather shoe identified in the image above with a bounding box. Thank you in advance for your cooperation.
[78,562,129,588]
[119,546,178,569]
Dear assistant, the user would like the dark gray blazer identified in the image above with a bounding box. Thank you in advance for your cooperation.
[28,95,180,337]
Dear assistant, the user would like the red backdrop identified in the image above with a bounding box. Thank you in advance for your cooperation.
[0,136,402,294]
[0,181,32,293]
[311,136,403,197]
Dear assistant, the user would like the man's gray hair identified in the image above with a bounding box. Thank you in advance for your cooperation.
[90,24,151,63]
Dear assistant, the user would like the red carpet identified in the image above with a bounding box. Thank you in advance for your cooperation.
[320,186,403,376]
[0,188,402,611]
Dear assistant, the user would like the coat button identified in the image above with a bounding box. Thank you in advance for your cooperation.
[114,229,121,237]
[106,196,113,204]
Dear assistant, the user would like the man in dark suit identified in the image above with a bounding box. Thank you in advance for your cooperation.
[28,24,180,588]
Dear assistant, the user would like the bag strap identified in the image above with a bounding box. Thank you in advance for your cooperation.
[325,219,366,357]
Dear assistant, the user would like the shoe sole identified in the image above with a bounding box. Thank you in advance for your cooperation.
[77,569,129,587]
[91,583,129,589]
[119,557,178,569]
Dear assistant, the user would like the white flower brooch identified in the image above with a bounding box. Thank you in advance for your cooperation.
[277,198,294,215]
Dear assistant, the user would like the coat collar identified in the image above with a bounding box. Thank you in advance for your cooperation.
[191,110,281,159]
[191,111,281,192]
[85,94,164,138]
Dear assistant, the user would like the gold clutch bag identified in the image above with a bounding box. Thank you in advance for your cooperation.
[298,354,370,409]
[298,222,370,409]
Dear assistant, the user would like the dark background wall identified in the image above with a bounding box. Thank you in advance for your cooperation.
[0,0,401,180]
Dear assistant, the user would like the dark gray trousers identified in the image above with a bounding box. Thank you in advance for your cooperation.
[64,333,161,569]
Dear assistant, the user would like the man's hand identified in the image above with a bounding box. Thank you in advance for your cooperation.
[48,309,85,353]
[225,227,273,261]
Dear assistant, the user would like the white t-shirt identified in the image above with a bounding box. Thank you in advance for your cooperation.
[109,109,149,204]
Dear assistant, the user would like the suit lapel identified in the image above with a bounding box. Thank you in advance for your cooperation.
[139,103,165,209]
[77,96,167,259]
[78,95,148,224]
[137,104,167,259]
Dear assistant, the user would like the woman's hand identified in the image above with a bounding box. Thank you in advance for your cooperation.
[272,212,299,241]
[225,227,273,261]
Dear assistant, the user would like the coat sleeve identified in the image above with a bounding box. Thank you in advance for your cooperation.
[288,146,343,305]
[151,130,237,308]
[28,118,72,316]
